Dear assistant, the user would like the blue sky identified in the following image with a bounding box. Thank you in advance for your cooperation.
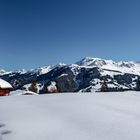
[0,0,140,70]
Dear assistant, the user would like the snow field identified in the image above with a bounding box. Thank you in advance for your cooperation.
[0,92,140,140]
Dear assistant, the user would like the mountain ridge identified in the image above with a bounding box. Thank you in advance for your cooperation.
[1,57,140,75]
[1,57,140,93]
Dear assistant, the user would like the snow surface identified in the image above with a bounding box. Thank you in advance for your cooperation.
[0,69,12,76]
[76,57,140,75]
[9,90,38,96]
[1,92,140,140]
[0,79,12,89]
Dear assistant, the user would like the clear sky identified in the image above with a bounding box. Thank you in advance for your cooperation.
[0,0,140,70]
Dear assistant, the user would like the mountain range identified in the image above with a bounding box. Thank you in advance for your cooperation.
[1,57,140,93]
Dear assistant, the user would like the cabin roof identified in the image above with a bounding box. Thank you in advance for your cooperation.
[0,79,12,89]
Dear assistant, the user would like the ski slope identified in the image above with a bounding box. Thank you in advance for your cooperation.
[0,92,140,140]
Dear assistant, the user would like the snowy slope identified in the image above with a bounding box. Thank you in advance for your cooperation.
[76,57,140,75]
[0,70,6,75]
[29,63,66,75]
[0,69,11,76]
[1,92,140,140]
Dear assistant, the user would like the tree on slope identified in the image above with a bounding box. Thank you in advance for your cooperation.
[29,80,38,93]
[100,79,108,92]
[136,77,140,91]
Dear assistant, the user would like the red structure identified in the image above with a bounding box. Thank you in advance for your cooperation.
[0,79,13,96]
[0,89,11,96]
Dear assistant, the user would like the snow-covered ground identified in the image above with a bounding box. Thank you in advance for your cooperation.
[1,92,140,140]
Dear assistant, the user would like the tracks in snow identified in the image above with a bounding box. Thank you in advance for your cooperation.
[0,124,11,140]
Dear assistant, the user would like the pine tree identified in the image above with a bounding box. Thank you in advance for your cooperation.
[100,79,108,92]
[136,77,140,91]
[29,80,38,93]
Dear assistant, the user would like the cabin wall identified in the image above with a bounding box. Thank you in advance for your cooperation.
[0,89,11,96]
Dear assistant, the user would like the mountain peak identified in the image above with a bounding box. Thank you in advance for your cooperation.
[76,57,114,67]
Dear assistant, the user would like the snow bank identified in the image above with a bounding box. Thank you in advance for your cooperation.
[1,92,140,140]
[9,90,38,96]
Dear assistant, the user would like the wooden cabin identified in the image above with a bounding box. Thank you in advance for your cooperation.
[0,79,13,96]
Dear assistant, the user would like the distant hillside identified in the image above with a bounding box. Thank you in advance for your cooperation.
[1,57,140,93]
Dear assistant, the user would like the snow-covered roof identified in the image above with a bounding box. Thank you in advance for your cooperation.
[0,78,12,89]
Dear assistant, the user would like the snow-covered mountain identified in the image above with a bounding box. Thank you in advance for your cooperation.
[1,57,140,93]
[0,69,6,74]
[76,57,140,75]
